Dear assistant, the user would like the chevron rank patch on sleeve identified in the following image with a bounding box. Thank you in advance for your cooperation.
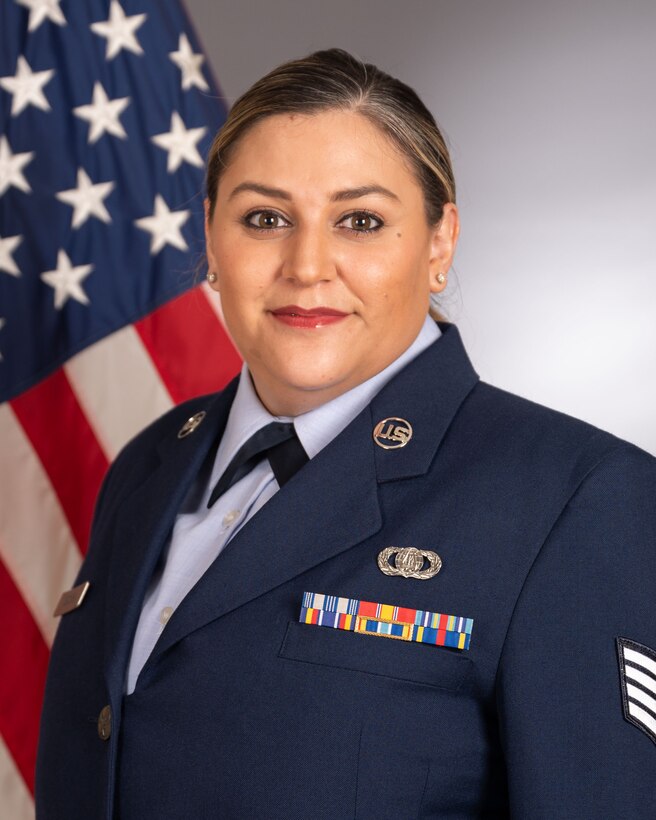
[616,637,656,745]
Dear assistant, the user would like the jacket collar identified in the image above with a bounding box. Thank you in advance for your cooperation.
[372,321,479,482]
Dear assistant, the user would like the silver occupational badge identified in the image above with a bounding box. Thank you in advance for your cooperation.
[377,547,442,580]
[373,417,413,449]
[177,411,206,439]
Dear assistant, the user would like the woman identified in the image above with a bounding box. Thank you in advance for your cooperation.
[36,49,656,818]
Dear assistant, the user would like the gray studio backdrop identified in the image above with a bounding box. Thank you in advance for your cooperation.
[185,0,656,455]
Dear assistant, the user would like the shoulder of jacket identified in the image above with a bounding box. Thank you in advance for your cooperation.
[107,387,234,484]
[123,392,217,451]
[90,387,234,525]
[471,379,620,444]
[460,380,654,485]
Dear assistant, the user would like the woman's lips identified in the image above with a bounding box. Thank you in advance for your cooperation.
[270,305,349,328]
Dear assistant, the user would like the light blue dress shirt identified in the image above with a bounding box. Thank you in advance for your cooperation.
[126,316,441,692]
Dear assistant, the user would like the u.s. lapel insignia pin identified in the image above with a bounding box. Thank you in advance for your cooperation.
[373,417,413,449]
[378,547,442,580]
[177,411,206,439]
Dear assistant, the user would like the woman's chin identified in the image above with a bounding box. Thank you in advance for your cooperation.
[270,361,351,394]
[249,354,362,413]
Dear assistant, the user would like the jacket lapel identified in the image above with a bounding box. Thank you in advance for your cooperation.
[145,405,383,668]
[102,383,237,694]
[143,323,479,670]
[372,321,480,482]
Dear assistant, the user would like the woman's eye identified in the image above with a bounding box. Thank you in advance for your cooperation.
[245,211,288,230]
[340,212,383,233]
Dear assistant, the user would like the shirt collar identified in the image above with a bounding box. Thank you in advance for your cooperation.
[211,315,441,482]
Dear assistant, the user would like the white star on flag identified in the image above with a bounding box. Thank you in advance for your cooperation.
[135,194,190,254]
[90,0,147,61]
[40,249,93,309]
[0,55,55,117]
[151,112,207,172]
[73,82,130,144]
[169,33,209,91]
[15,0,66,32]
[0,136,34,197]
[56,168,115,229]
[0,234,23,277]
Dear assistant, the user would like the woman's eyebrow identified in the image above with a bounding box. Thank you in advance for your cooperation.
[330,185,400,203]
[229,182,291,201]
[227,182,400,202]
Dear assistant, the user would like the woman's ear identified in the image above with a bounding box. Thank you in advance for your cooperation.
[428,203,460,293]
[204,198,219,288]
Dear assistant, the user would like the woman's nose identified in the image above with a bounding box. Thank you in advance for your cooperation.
[281,225,336,285]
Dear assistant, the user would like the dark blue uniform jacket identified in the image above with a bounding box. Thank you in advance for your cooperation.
[36,323,656,818]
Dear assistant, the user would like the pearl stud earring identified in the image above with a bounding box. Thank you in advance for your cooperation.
[207,272,217,284]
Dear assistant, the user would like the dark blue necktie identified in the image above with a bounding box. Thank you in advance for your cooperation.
[207,421,309,508]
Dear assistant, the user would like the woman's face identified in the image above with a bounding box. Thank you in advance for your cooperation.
[205,109,459,416]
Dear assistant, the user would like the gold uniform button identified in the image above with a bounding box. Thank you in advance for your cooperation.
[97,705,112,741]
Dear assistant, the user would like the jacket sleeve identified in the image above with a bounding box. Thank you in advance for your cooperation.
[496,444,656,819]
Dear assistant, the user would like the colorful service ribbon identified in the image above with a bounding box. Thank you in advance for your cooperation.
[300,592,473,650]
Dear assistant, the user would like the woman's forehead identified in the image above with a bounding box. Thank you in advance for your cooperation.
[218,110,420,200]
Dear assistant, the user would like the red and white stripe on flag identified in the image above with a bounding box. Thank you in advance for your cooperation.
[0,284,241,814]
[0,0,241,811]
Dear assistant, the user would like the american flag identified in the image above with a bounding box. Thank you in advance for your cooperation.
[0,1,241,813]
